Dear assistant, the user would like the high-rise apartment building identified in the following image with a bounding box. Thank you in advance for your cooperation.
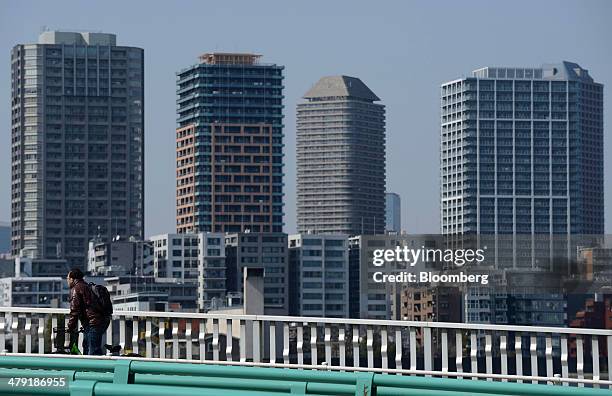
[176,53,284,234]
[441,62,603,269]
[297,76,386,236]
[10,31,144,268]
[385,192,401,233]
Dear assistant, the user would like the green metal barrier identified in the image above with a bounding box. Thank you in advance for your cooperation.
[0,356,610,396]
[375,375,612,396]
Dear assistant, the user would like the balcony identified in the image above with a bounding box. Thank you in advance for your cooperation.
[0,307,610,389]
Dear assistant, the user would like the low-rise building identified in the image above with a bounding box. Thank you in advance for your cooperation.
[15,256,70,277]
[348,234,439,320]
[577,246,612,280]
[225,232,288,315]
[197,233,226,311]
[401,286,462,323]
[104,276,198,312]
[0,277,68,308]
[112,291,169,312]
[150,233,200,281]
[87,237,153,276]
[288,234,349,318]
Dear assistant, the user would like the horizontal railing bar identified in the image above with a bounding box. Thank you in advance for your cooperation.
[3,353,611,387]
[1,308,610,336]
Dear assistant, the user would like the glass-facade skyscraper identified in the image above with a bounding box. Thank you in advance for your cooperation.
[10,31,144,269]
[176,53,284,234]
[385,192,401,233]
[441,62,603,269]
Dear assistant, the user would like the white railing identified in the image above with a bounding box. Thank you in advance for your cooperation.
[1,307,611,387]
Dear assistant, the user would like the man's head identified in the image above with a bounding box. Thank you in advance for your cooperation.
[67,268,84,288]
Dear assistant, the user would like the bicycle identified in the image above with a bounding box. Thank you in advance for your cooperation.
[53,327,143,357]
[52,327,82,355]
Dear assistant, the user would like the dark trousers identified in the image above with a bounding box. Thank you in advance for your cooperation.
[82,325,105,355]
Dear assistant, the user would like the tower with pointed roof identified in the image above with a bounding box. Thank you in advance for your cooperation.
[296,76,386,235]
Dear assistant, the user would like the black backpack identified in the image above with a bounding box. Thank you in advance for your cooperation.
[88,282,113,318]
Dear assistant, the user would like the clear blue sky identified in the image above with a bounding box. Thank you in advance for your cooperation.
[1,0,611,236]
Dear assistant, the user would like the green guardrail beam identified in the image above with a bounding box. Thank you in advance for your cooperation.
[0,356,610,396]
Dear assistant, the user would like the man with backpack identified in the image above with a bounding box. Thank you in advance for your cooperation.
[66,268,113,355]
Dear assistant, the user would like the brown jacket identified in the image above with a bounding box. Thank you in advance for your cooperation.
[68,279,106,331]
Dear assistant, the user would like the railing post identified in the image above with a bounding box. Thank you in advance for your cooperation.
[198,319,206,361]
[212,318,219,361]
[132,317,139,356]
[0,314,5,353]
[500,332,507,382]
[560,334,568,386]
[456,330,463,378]
[51,315,57,353]
[119,315,126,351]
[145,318,152,358]
[185,319,193,360]
[352,325,360,368]
[441,329,448,377]
[282,322,289,364]
[12,314,19,353]
[530,334,538,384]
[63,316,70,351]
[269,321,276,364]
[470,331,478,380]
[297,323,304,366]
[172,320,179,359]
[409,327,417,371]
[515,332,523,383]
[545,335,553,385]
[423,327,432,376]
[576,334,584,387]
[395,328,403,374]
[24,315,32,353]
[106,314,113,350]
[366,325,374,369]
[310,323,317,366]
[240,319,246,362]
[77,319,83,351]
[324,325,332,366]
[591,336,600,388]
[226,318,233,362]
[37,316,45,354]
[159,318,166,359]
[253,319,261,363]
[381,326,388,371]
[339,325,346,367]
[485,332,493,381]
